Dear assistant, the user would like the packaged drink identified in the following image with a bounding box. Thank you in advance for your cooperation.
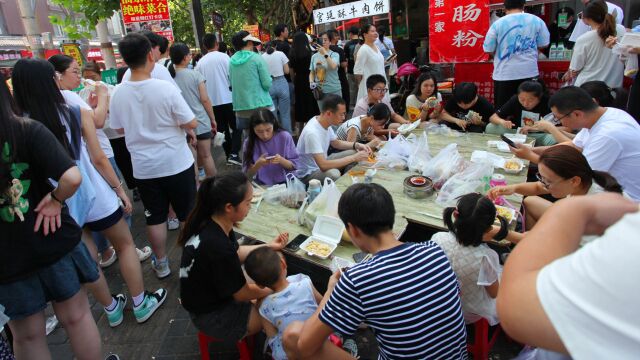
[549,44,558,60]
[307,179,322,204]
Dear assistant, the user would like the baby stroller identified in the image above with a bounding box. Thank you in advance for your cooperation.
[390,58,435,116]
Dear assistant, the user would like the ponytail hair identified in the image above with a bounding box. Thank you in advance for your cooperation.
[178,171,250,246]
[583,0,616,42]
[359,23,374,45]
[168,42,191,78]
[442,193,496,247]
[539,145,623,193]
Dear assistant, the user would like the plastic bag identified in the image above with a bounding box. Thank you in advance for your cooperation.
[422,143,466,190]
[375,134,414,170]
[304,178,341,229]
[407,132,431,173]
[263,184,287,204]
[280,173,306,208]
[213,131,226,147]
[436,159,494,207]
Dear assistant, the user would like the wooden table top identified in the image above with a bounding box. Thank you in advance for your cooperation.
[235,130,530,270]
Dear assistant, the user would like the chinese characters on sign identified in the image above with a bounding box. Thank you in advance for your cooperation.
[62,43,84,67]
[120,0,174,41]
[429,0,490,63]
[313,0,389,25]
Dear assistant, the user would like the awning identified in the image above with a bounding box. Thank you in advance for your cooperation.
[336,18,360,31]
[0,36,27,50]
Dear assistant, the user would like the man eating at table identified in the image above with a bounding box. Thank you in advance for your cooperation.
[295,94,371,184]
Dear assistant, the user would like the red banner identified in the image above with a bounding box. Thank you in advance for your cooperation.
[429,0,490,63]
[120,0,174,41]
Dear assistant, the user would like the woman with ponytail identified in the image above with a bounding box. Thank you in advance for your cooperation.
[432,193,522,326]
[179,171,289,343]
[170,42,218,179]
[488,144,623,229]
[563,0,626,88]
[262,41,292,132]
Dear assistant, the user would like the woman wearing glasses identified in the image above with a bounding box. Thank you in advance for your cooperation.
[487,145,622,230]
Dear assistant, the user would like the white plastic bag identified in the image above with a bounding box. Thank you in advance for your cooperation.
[375,134,414,170]
[304,178,341,229]
[407,132,431,173]
[280,173,306,208]
[213,131,226,147]
[436,160,494,207]
[422,143,466,189]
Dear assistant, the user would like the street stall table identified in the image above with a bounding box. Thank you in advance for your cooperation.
[234,130,530,290]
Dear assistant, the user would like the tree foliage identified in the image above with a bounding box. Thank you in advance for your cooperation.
[49,0,121,40]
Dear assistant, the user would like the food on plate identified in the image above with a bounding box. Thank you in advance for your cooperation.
[465,110,482,122]
[523,117,536,126]
[348,170,366,177]
[367,153,377,163]
[496,206,514,223]
[303,240,332,257]
[426,96,439,108]
[504,160,522,170]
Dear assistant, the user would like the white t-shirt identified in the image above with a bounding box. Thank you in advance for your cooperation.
[295,116,336,178]
[483,12,550,81]
[262,50,289,78]
[194,51,233,106]
[353,44,387,102]
[432,232,501,326]
[569,2,624,42]
[78,84,124,142]
[109,79,195,179]
[122,63,179,89]
[537,211,640,359]
[570,25,626,88]
[61,90,114,159]
[572,107,640,201]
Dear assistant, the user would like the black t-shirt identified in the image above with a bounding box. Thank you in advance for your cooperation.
[0,119,80,284]
[273,39,291,60]
[496,94,551,128]
[344,39,360,74]
[443,96,495,133]
[330,45,348,84]
[179,220,247,314]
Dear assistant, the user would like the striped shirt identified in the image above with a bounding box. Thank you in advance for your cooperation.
[319,242,468,359]
[336,116,366,142]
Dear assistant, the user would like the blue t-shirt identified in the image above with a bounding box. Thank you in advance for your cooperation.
[259,274,317,360]
[483,13,550,81]
[319,242,468,360]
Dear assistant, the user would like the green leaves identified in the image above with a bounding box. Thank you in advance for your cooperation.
[48,0,121,40]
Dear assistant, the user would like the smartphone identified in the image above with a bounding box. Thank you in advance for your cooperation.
[352,252,368,263]
[286,234,307,252]
[500,134,517,148]
[265,155,276,160]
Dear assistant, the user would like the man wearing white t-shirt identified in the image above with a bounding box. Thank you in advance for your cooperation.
[122,31,178,88]
[498,193,640,358]
[110,33,198,279]
[569,0,624,42]
[510,87,640,201]
[483,0,550,108]
[295,94,370,183]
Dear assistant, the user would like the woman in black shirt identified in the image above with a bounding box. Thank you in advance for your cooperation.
[0,77,102,359]
[289,32,320,132]
[179,171,288,342]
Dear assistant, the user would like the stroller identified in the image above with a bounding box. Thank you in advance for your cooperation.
[390,59,436,116]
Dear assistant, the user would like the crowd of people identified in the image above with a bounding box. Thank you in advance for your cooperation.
[1,0,640,358]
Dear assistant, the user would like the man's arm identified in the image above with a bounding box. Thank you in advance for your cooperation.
[312,152,366,172]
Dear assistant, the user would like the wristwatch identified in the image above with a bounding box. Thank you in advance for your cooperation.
[324,54,329,59]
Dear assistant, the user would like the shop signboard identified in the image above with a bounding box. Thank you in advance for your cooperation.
[211,11,224,29]
[429,0,490,63]
[313,0,390,25]
[62,43,84,67]
[243,25,271,43]
[120,0,174,41]
[102,69,118,85]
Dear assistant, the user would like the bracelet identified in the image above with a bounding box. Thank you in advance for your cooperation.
[111,180,123,190]
[50,189,64,205]
[353,142,357,150]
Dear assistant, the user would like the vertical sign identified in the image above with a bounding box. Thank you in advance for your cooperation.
[62,43,84,66]
[120,0,174,41]
[429,0,490,63]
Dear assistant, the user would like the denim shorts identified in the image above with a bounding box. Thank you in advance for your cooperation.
[0,242,99,320]
[190,301,252,343]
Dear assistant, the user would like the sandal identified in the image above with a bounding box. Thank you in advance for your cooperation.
[99,247,117,268]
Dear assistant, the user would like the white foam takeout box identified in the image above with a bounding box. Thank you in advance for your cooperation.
[299,215,345,259]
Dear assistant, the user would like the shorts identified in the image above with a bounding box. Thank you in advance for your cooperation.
[135,165,196,225]
[0,242,99,320]
[190,301,252,342]
[196,132,213,140]
[85,207,123,232]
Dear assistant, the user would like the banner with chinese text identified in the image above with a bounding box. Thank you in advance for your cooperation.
[120,0,174,41]
[313,0,389,25]
[429,0,490,63]
[62,43,84,67]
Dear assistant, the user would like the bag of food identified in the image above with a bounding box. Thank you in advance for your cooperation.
[436,159,494,207]
[422,143,466,190]
[375,134,414,170]
[280,173,307,208]
[304,178,341,229]
[407,132,431,173]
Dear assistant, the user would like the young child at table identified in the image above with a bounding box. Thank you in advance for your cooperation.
[431,193,522,326]
[245,247,322,360]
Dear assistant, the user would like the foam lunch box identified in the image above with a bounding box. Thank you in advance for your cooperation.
[299,215,345,259]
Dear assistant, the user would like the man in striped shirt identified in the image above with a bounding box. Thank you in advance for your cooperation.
[283,184,468,359]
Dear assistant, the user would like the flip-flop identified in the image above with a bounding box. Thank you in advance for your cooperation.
[99,247,117,268]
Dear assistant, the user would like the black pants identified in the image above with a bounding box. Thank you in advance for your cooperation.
[109,137,136,190]
[212,103,239,158]
[494,77,537,109]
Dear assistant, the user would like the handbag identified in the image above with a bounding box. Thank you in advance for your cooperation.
[312,85,324,101]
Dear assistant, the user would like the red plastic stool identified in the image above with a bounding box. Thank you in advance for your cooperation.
[197,331,254,360]
[466,319,501,360]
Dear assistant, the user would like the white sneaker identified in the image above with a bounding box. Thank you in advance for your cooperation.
[167,218,179,231]
[136,246,152,262]
[151,256,171,279]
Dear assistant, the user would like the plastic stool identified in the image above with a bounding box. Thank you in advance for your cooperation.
[466,319,501,360]
[197,331,253,360]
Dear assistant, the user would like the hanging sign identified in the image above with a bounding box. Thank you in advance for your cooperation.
[313,0,390,25]
[120,0,174,41]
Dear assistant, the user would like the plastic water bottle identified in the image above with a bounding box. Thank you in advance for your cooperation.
[307,179,322,204]
[557,43,566,60]
[549,44,558,60]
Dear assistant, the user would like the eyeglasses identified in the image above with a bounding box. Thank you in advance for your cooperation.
[536,172,567,189]
[372,88,388,93]
[554,110,575,123]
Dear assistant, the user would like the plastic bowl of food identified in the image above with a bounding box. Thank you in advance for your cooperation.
[495,205,516,224]
[503,159,524,174]
[410,176,427,186]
